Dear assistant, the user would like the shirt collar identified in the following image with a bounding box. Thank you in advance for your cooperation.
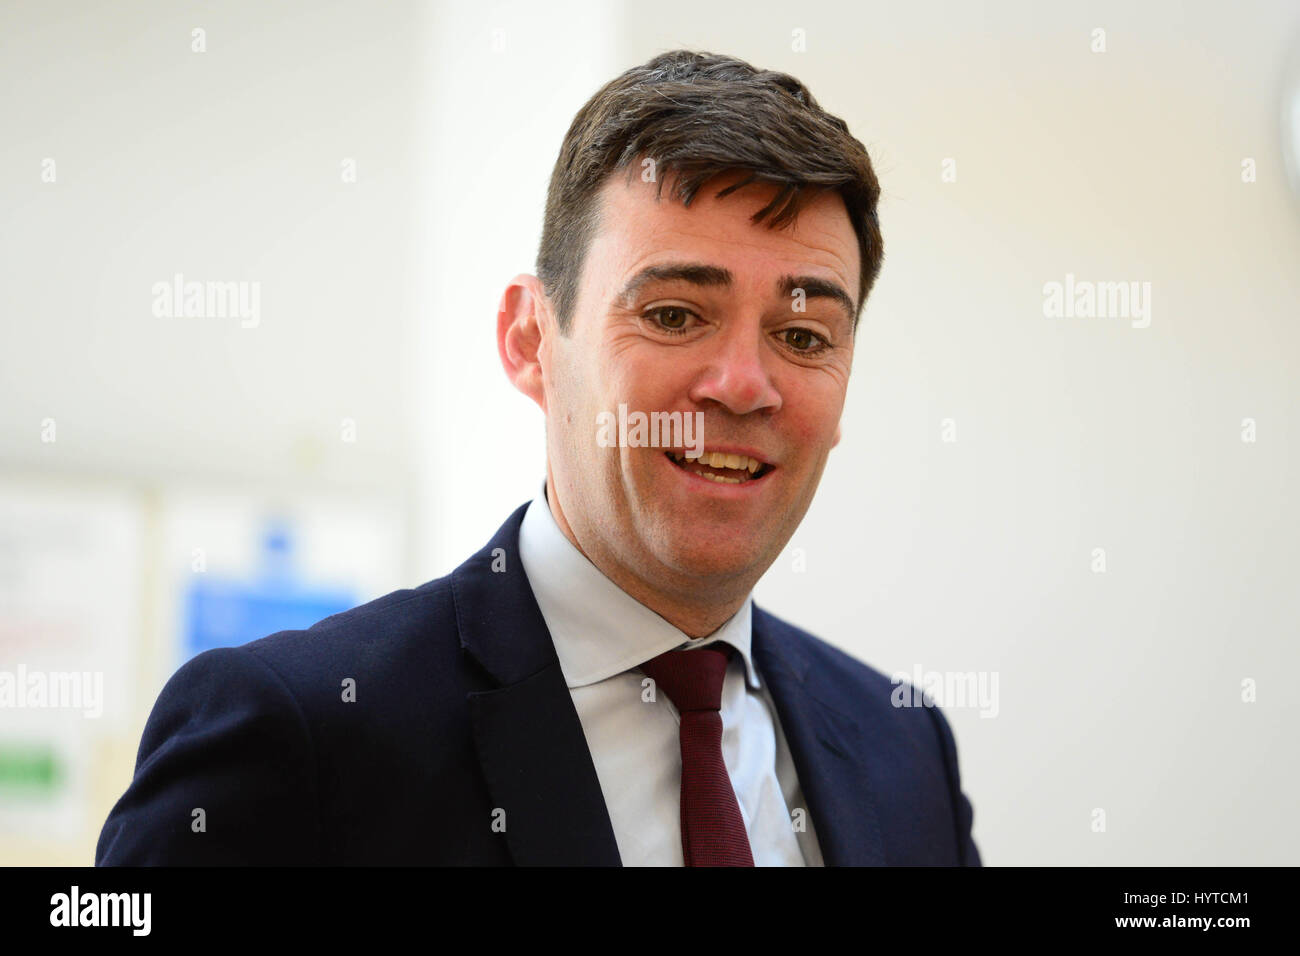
[517,480,762,692]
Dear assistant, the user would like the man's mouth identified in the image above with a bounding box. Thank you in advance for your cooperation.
[664,450,774,485]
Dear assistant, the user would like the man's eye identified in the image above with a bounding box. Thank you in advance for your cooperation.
[779,328,831,353]
[645,306,695,333]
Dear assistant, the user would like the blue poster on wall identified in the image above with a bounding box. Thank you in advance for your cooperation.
[182,520,355,660]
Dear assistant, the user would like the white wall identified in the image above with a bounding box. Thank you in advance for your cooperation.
[413,0,621,576]
[0,0,423,500]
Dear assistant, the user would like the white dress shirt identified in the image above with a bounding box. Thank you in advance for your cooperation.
[516,481,824,866]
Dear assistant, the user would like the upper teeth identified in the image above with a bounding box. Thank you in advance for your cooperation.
[671,450,763,473]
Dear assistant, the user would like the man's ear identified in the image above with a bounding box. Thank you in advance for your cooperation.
[497,274,551,414]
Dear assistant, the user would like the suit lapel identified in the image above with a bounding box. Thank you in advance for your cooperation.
[752,607,886,866]
[451,505,886,866]
[452,504,621,866]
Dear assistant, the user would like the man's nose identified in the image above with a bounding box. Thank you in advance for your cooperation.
[686,325,782,417]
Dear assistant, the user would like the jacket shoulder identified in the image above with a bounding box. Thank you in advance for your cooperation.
[245,573,455,656]
[97,642,321,864]
[228,574,462,700]
[754,605,899,697]
[754,605,983,865]
[754,604,960,754]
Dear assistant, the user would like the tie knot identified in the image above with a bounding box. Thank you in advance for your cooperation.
[639,644,732,713]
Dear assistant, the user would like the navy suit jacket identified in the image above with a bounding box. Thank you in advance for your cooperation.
[96,503,982,866]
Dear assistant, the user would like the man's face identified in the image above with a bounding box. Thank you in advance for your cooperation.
[539,169,860,600]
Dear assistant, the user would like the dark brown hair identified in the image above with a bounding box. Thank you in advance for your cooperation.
[536,49,884,333]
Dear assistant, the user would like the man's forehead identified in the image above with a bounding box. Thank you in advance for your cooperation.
[592,170,860,305]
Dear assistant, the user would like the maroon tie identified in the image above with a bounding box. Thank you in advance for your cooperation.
[639,644,755,867]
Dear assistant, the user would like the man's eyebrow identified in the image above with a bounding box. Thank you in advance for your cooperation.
[615,262,733,307]
[777,275,857,324]
[615,262,857,325]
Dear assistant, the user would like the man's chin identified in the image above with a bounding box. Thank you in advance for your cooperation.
[651,533,770,585]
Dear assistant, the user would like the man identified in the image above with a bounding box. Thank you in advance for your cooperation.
[96,50,981,866]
